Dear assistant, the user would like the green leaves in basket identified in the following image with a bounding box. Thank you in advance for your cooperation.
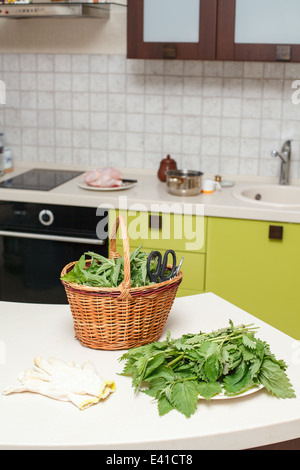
[118,321,296,418]
[60,246,158,288]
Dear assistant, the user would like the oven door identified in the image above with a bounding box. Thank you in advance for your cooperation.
[0,231,107,304]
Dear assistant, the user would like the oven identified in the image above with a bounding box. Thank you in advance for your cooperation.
[0,201,108,304]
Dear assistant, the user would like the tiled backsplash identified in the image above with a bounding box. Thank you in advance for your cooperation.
[0,53,300,178]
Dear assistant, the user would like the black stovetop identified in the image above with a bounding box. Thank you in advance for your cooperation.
[0,168,83,191]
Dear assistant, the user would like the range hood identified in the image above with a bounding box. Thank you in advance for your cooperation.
[0,0,126,19]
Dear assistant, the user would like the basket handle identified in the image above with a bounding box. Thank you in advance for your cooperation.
[109,215,132,296]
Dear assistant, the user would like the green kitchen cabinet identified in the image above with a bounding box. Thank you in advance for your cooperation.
[206,217,300,339]
[109,210,207,297]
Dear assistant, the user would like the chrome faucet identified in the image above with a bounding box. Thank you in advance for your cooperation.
[271,140,291,185]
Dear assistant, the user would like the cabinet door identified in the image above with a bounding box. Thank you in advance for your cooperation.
[118,244,206,297]
[206,217,300,339]
[110,210,206,254]
[217,0,300,62]
[109,210,207,296]
[127,0,217,60]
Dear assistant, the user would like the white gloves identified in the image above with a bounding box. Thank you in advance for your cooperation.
[2,356,115,410]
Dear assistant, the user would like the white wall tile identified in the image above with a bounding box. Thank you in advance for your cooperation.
[73,111,90,130]
[144,134,162,152]
[55,92,72,111]
[55,129,72,147]
[201,136,220,156]
[183,61,203,77]
[72,55,89,74]
[220,137,240,158]
[37,72,54,92]
[90,112,107,131]
[20,54,36,72]
[54,73,71,92]
[145,95,163,114]
[3,54,19,72]
[72,73,89,93]
[145,114,163,133]
[183,96,202,116]
[184,77,203,96]
[37,54,53,72]
[242,99,262,118]
[108,132,125,151]
[55,147,72,164]
[127,113,144,133]
[55,110,72,129]
[1,53,300,179]
[4,72,19,90]
[90,55,107,74]
[37,91,54,109]
[126,59,145,75]
[20,72,37,91]
[39,146,55,163]
[183,116,202,135]
[54,54,72,73]
[182,135,201,155]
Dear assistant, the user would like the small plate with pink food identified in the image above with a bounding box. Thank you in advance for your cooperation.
[78,168,137,191]
[78,180,137,191]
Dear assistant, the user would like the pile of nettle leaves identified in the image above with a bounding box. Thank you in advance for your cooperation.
[119,321,295,418]
[61,247,157,288]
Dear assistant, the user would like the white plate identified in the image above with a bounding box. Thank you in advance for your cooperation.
[78,181,136,191]
[199,384,264,401]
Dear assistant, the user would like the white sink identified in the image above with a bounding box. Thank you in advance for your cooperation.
[232,184,300,208]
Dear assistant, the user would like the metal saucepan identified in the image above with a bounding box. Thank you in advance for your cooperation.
[166,169,203,196]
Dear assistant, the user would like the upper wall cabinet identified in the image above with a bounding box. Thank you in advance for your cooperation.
[217,0,300,62]
[127,0,217,60]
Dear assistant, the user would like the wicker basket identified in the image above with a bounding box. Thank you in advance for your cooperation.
[60,215,183,350]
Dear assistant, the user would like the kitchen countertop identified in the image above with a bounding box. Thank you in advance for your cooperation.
[0,292,299,450]
[0,162,300,223]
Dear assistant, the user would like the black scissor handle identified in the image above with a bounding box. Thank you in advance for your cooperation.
[147,249,177,283]
[160,249,177,281]
[146,250,162,283]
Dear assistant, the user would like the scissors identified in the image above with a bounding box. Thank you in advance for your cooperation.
[146,249,177,283]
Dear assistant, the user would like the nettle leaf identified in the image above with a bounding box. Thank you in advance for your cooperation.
[223,361,252,395]
[172,339,194,351]
[118,321,296,417]
[221,344,242,375]
[242,335,257,350]
[171,381,199,418]
[144,353,166,379]
[239,344,256,362]
[185,334,205,345]
[204,352,222,382]
[249,357,262,379]
[158,394,174,416]
[198,381,223,400]
[258,358,296,399]
[120,361,136,376]
[146,365,176,383]
[143,377,167,398]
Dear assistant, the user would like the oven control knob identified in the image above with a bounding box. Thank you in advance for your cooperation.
[38,209,54,226]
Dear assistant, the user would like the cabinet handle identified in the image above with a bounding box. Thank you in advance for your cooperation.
[0,230,105,245]
[276,45,291,61]
[269,225,283,240]
[163,44,177,59]
[149,214,162,230]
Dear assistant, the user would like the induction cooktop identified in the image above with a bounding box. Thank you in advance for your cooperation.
[0,168,83,191]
